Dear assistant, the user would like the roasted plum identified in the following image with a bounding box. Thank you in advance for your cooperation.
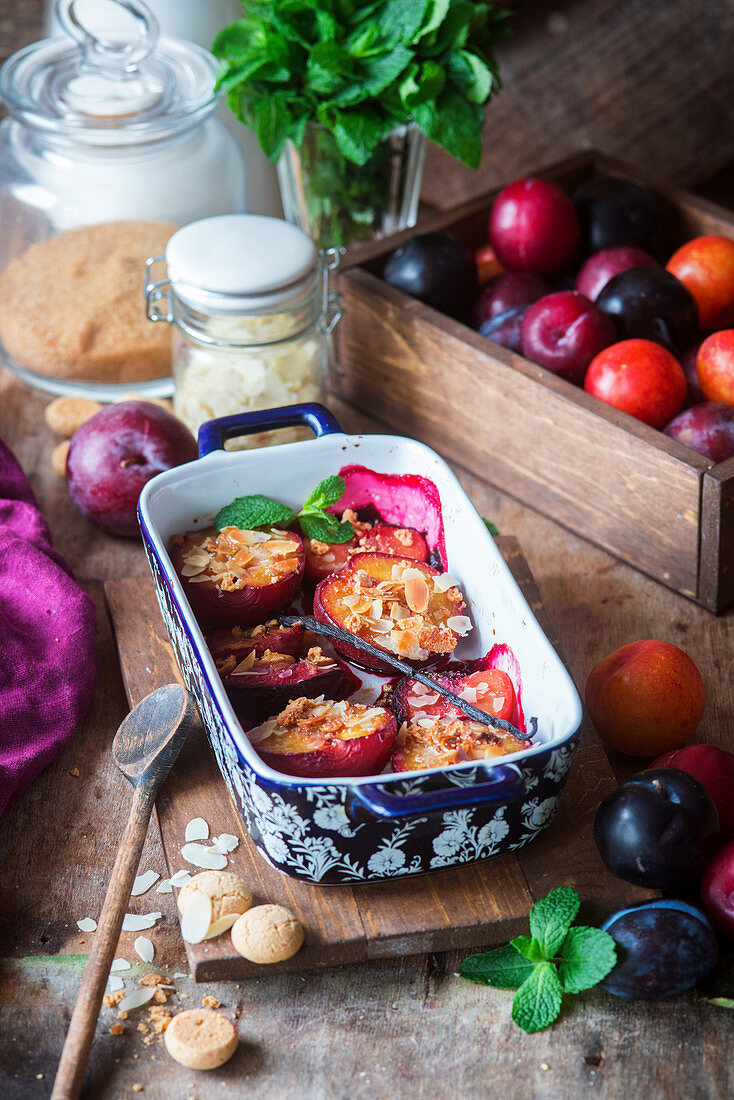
[216,644,344,722]
[314,553,471,674]
[208,620,305,663]
[249,696,397,778]
[303,511,429,584]
[395,668,518,726]
[170,525,304,628]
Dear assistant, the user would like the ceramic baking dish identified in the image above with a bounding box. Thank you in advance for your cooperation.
[138,403,582,884]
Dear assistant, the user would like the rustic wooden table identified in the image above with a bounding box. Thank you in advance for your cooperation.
[1,2,734,1097]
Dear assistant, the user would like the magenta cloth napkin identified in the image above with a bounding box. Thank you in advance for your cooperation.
[0,437,97,814]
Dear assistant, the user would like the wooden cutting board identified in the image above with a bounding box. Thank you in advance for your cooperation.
[105,536,651,981]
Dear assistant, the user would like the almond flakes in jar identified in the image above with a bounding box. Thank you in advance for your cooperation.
[146,215,338,448]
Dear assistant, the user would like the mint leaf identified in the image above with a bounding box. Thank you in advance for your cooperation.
[557,927,617,994]
[529,887,580,958]
[510,935,545,963]
[214,495,295,532]
[459,945,536,990]
[482,518,499,536]
[302,475,347,512]
[299,513,354,544]
[511,963,563,1033]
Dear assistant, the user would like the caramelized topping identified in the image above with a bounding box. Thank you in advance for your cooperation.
[394,716,527,771]
[250,696,387,752]
[174,526,301,591]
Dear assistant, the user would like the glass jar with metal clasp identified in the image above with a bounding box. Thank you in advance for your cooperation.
[145,214,341,447]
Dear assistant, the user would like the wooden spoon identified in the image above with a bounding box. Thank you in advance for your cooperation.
[51,683,197,1100]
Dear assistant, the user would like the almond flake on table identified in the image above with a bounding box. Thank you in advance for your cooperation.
[131,870,160,896]
[184,817,209,842]
[210,833,239,854]
[134,936,155,964]
[181,889,213,944]
[118,987,156,1013]
[169,869,193,887]
[180,843,228,870]
[122,912,162,932]
[110,958,131,972]
[106,975,125,993]
[76,917,97,933]
[173,972,188,979]
[155,879,173,894]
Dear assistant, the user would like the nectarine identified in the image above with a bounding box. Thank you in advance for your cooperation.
[585,640,705,757]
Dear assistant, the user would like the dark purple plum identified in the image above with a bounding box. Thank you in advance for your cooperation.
[680,340,706,405]
[597,266,699,353]
[573,177,661,253]
[477,272,550,351]
[383,232,477,323]
[520,290,617,384]
[575,246,658,301]
[594,768,720,890]
[601,900,718,999]
[664,402,734,462]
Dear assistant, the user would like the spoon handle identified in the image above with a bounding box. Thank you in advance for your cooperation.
[51,781,157,1100]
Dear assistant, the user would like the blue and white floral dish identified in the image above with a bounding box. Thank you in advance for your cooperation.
[138,403,583,884]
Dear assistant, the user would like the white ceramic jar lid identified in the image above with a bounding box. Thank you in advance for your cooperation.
[166,215,319,313]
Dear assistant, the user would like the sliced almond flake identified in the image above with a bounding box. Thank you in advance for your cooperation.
[370,619,394,635]
[185,817,209,842]
[118,987,156,1013]
[180,562,208,577]
[106,974,124,993]
[210,833,239,854]
[447,615,473,636]
[187,573,215,584]
[202,913,239,940]
[411,692,440,706]
[169,870,192,888]
[391,563,404,580]
[459,686,479,704]
[134,936,155,964]
[173,972,188,979]
[131,870,160,897]
[122,912,162,932]
[312,694,325,703]
[433,573,460,593]
[110,958,131,973]
[417,718,436,728]
[181,889,213,944]
[156,880,173,894]
[233,650,257,674]
[248,719,277,744]
[77,917,97,933]
[404,570,430,614]
[369,598,383,620]
[180,843,228,871]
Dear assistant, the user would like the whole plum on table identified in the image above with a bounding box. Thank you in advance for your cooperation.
[596,267,699,354]
[477,272,550,352]
[664,402,734,463]
[584,638,705,756]
[66,401,198,537]
[585,339,687,429]
[701,839,734,939]
[651,744,734,840]
[600,900,718,999]
[520,290,616,384]
[382,232,477,323]
[594,768,719,890]
[489,177,580,274]
[667,235,734,330]
[575,246,658,301]
[573,177,661,253]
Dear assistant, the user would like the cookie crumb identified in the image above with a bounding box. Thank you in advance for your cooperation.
[68,766,80,777]
[140,974,166,987]
[153,989,169,1004]
[133,1085,144,1093]
[202,996,221,1009]
[118,1010,129,1020]
[148,1006,172,1033]
[104,991,125,1008]
[110,1024,125,1036]
[137,1023,149,1034]
[541,1063,550,1071]
[35,1075,44,1080]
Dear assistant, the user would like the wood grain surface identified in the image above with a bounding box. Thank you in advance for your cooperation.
[105,543,650,980]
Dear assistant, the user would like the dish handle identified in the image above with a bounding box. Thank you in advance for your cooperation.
[197,403,344,457]
[347,764,525,822]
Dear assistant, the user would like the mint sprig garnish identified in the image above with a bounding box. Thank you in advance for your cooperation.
[213,476,354,544]
[297,475,354,544]
[482,518,499,536]
[459,888,617,1033]
[214,494,295,532]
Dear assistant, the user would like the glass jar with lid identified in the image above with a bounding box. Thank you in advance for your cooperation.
[145,214,340,448]
[0,0,246,398]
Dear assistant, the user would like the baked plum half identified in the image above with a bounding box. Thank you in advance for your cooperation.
[314,553,471,673]
[216,644,345,723]
[249,696,397,778]
[170,525,304,628]
[304,509,429,583]
[208,620,305,663]
[390,666,530,771]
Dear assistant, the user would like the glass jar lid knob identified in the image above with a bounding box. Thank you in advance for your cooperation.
[54,0,165,116]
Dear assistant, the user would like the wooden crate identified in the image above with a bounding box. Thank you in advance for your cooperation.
[333,151,734,612]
